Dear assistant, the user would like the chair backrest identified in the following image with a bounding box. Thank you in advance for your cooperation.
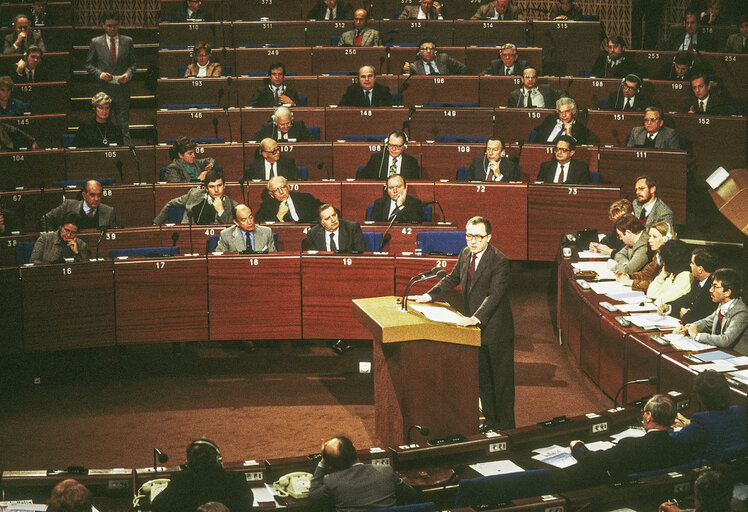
[416,231,466,255]
[626,459,698,479]
[528,129,538,143]
[597,98,608,109]
[165,137,225,145]
[160,103,218,110]
[52,179,116,188]
[436,136,489,143]
[168,206,186,224]
[425,102,479,108]
[109,246,180,259]
[297,166,309,180]
[61,133,76,148]
[307,126,321,140]
[221,65,231,76]
[456,166,469,181]
[362,231,383,252]
[360,502,435,512]
[453,469,552,508]
[391,93,403,105]
[343,135,388,142]
[330,35,342,46]
[16,241,37,265]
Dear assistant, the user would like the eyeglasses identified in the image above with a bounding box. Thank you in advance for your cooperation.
[523,75,537,79]
[643,117,661,123]
[388,143,404,149]
[465,233,488,241]
[554,147,571,153]
[270,185,288,194]
[60,226,78,235]
[263,147,280,154]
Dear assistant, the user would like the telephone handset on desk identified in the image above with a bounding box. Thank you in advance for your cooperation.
[273,471,313,499]
[133,478,170,510]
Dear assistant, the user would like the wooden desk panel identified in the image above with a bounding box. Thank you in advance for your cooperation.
[659,352,700,414]
[312,47,389,75]
[341,181,434,223]
[100,185,156,228]
[452,20,528,46]
[579,296,602,385]
[157,49,236,79]
[0,266,22,355]
[0,188,64,234]
[518,144,598,182]
[493,108,556,143]
[208,253,301,340]
[114,256,209,343]
[232,21,306,47]
[261,223,310,251]
[5,114,67,150]
[410,107,492,141]
[78,226,164,257]
[699,52,747,103]
[379,20,454,47]
[586,110,644,146]
[65,146,158,185]
[301,254,395,339]
[401,77,479,108]
[158,22,232,49]
[434,182,527,260]
[155,142,245,183]
[0,150,66,190]
[527,185,620,261]
[393,255,458,298]
[159,223,228,254]
[241,106,326,141]
[646,79,692,113]
[236,76,320,107]
[324,106,409,141]
[626,333,678,404]
[598,314,628,399]
[156,108,243,143]
[566,77,626,114]
[318,75,400,107]
[242,142,333,180]
[11,81,69,115]
[560,264,583,361]
[157,77,237,107]
[419,141,489,180]
[235,47,313,76]
[305,20,361,45]
[465,47,543,76]
[479,77,560,108]
[332,141,423,180]
[625,50,676,79]
[21,261,115,351]
[531,21,603,76]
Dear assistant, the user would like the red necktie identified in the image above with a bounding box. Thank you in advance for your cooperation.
[468,254,477,279]
[109,37,117,62]
[717,308,724,328]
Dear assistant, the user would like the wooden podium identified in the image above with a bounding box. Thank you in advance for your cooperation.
[352,296,481,447]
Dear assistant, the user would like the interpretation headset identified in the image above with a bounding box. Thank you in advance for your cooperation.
[384,129,408,148]
[620,73,642,93]
[662,223,673,242]
[186,438,223,469]
[416,39,437,60]
[23,45,43,60]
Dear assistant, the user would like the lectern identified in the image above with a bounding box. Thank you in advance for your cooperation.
[352,296,481,447]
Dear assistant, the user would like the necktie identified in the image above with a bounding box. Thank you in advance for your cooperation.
[699,100,704,113]
[427,62,438,75]
[389,157,397,176]
[487,162,497,181]
[526,92,533,108]
[388,203,398,221]
[271,163,276,177]
[556,164,565,183]
[326,8,332,19]
[624,99,631,111]
[329,232,337,252]
[717,308,724,329]
[505,67,511,75]
[687,35,693,51]
[87,209,95,218]
[644,134,655,148]
[109,36,116,62]
[366,90,371,106]
[468,253,477,279]
[274,87,280,105]
[639,208,647,220]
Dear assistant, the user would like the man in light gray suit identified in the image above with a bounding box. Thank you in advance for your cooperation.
[403,39,468,75]
[85,10,136,145]
[338,9,381,46]
[627,106,680,150]
[309,436,417,512]
[215,204,275,253]
[154,170,238,225]
[40,180,118,231]
[631,175,674,229]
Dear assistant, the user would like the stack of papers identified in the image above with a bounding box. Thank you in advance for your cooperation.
[469,460,525,476]
[576,250,609,259]
[623,313,681,330]
[408,303,464,324]
[690,361,738,373]
[531,445,577,468]
[663,333,713,351]
[572,261,616,280]
[729,369,748,385]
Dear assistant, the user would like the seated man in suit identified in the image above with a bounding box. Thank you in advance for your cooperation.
[533,97,591,145]
[656,51,694,81]
[28,0,51,26]
[402,40,468,75]
[309,436,417,511]
[153,169,238,225]
[368,174,424,223]
[339,9,381,46]
[724,17,747,53]
[676,268,748,355]
[215,204,275,253]
[567,394,688,487]
[481,43,528,76]
[683,72,729,115]
[466,137,517,181]
[632,174,674,229]
[164,137,216,182]
[627,106,680,149]
[549,0,584,20]
[536,135,590,184]
[30,213,89,263]
[661,248,718,323]
[339,65,393,107]
[307,0,355,20]
[399,0,443,19]
[248,62,300,108]
[590,35,638,79]
[3,14,46,55]
[471,0,524,20]
[170,0,213,21]
[604,73,652,111]
[667,12,715,51]
[507,66,559,108]
[304,204,365,252]
[257,176,322,223]
[245,138,301,181]
[359,130,420,180]
[40,180,118,231]
[12,45,47,83]
[611,214,649,274]
[250,106,313,142]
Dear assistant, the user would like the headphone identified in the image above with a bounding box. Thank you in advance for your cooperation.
[384,129,407,148]
[23,45,43,60]
[620,73,642,93]
[272,106,293,123]
[186,438,223,469]
[416,40,437,60]
[662,223,673,242]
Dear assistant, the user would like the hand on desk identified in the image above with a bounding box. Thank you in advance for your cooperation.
[615,272,633,286]
[588,242,612,255]
[673,412,690,428]
[411,293,432,303]
[456,315,479,327]
[569,440,583,449]
[659,501,683,512]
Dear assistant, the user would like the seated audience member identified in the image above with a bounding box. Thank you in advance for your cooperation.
[31,214,89,263]
[339,9,381,46]
[245,138,301,181]
[627,106,680,149]
[307,0,355,20]
[567,394,688,486]
[676,268,748,355]
[47,479,92,512]
[368,174,424,223]
[670,371,747,462]
[466,137,517,181]
[683,72,729,115]
[0,206,21,235]
[403,40,468,75]
[589,198,633,256]
[549,0,584,20]
[197,503,229,512]
[656,51,694,81]
[304,204,366,252]
[3,14,47,54]
[631,175,674,228]
[604,73,652,111]
[153,170,237,225]
[536,135,590,184]
[28,0,51,27]
[12,45,48,83]
[257,176,322,223]
[151,438,252,512]
[0,76,28,116]
[480,43,528,76]
[616,221,673,291]
[724,16,748,53]
[171,0,213,21]
[309,436,417,511]
[339,65,393,107]
[165,137,216,182]
[699,0,728,25]
[41,180,117,231]
[184,42,221,78]
[359,130,420,180]
[508,66,560,108]
[249,62,300,108]
[471,0,524,20]
[662,247,719,323]
[215,204,275,253]
[667,12,715,51]
[72,92,124,147]
[533,97,590,145]
[590,36,638,79]
[399,0,443,19]
[659,470,733,512]
[646,239,693,307]
[0,119,37,151]
[610,214,649,274]
[250,106,313,142]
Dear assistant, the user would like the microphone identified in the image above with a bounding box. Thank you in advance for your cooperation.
[398,72,412,94]
[153,448,169,471]
[239,176,247,204]
[379,204,403,251]
[317,162,331,180]
[613,376,658,407]
[217,87,224,109]
[39,182,47,231]
[115,159,124,184]
[401,269,447,312]
[95,227,107,259]
[171,231,179,247]
[129,145,142,184]
[212,117,219,140]
[187,210,194,255]
[405,424,430,444]
[420,200,445,223]
[379,55,385,72]
[410,265,441,283]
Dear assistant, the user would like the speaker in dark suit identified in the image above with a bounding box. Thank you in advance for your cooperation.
[245,138,301,181]
[604,74,652,111]
[666,13,716,51]
[667,248,719,324]
[682,73,730,115]
[359,130,420,180]
[480,43,527,76]
[11,45,48,83]
[535,135,590,184]
[257,176,322,223]
[303,204,365,252]
[507,67,560,108]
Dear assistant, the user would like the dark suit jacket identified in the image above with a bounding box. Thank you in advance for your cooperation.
[3,30,46,54]
[480,58,528,76]
[40,199,118,231]
[668,274,718,325]
[589,53,639,79]
[250,120,313,142]
[724,33,747,53]
[682,94,730,115]
[339,82,393,107]
[466,156,518,181]
[507,84,559,108]
[605,90,653,111]
[398,5,442,19]
[537,159,590,184]
[666,32,716,51]
[245,155,301,181]
[360,152,420,180]
[369,194,424,223]
[669,405,747,462]
[11,64,49,83]
[307,0,354,19]
[151,469,252,512]
[304,219,365,252]
[627,126,680,149]
[533,115,591,145]
[248,82,301,108]
[407,53,468,75]
[257,191,322,223]
[171,7,213,21]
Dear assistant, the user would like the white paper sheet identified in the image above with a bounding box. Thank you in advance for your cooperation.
[576,250,610,259]
[469,460,525,476]
[663,333,713,352]
[690,361,738,373]
[624,313,681,330]
[615,303,658,312]
[408,303,464,324]
[610,427,646,443]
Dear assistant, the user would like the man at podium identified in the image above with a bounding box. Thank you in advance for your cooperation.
[414,216,515,432]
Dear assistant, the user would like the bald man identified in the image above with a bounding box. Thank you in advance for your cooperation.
[257,176,323,223]
[40,179,118,231]
[338,65,393,107]
[215,204,275,253]
[245,138,301,181]
[338,9,381,46]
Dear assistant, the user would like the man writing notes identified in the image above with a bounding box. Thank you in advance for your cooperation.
[215,204,275,253]
[414,216,515,432]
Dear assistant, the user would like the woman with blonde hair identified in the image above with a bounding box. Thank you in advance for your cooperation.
[71,92,123,147]
[184,41,221,77]
[616,221,673,291]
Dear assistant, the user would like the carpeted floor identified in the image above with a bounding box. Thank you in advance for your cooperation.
[0,261,610,471]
